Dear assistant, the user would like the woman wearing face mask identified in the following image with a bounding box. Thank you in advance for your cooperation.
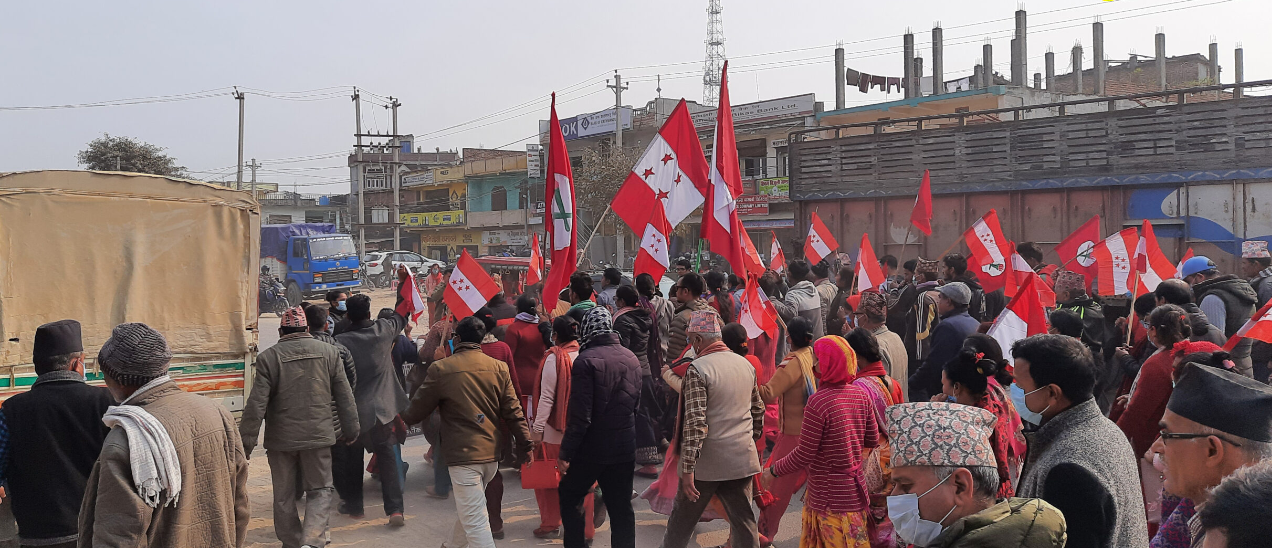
[1115,305,1205,459]
[761,335,879,548]
[938,347,1022,499]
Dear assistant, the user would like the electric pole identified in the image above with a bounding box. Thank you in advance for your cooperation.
[389,96,401,251]
[247,158,260,196]
[234,89,245,190]
[607,72,628,150]
[353,88,365,259]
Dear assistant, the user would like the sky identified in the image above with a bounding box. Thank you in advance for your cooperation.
[1,0,1265,193]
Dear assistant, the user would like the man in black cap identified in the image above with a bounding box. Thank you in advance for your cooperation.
[0,320,114,548]
[1150,363,1272,547]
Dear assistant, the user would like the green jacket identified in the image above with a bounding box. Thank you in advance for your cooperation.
[934,498,1067,548]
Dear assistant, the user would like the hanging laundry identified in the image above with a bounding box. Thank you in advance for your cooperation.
[845,68,862,87]
[886,77,901,93]
[870,75,887,92]
[858,73,871,93]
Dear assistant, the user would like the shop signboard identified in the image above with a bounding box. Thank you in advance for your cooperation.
[692,94,816,128]
[736,194,770,216]
[400,210,466,228]
[757,177,790,201]
[482,230,529,246]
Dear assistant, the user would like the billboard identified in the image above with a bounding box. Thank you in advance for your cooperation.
[757,177,790,201]
[400,210,466,228]
[737,194,770,215]
[692,94,816,128]
[540,107,634,141]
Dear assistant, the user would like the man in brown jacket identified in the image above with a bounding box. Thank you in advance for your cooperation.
[239,306,359,548]
[400,316,531,548]
[666,273,713,362]
[79,323,250,548]
[754,316,815,544]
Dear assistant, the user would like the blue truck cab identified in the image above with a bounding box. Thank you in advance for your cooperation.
[260,223,361,304]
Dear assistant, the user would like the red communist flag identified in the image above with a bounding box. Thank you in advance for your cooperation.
[1093,227,1138,296]
[701,61,748,275]
[1223,300,1272,351]
[1134,219,1177,293]
[910,170,933,236]
[855,233,886,292]
[963,209,1011,293]
[394,267,427,323]
[634,205,673,282]
[988,272,1049,360]
[527,233,543,287]
[1055,215,1101,291]
[543,93,578,305]
[804,212,839,264]
[444,249,500,319]
[770,232,787,274]
[1005,242,1056,307]
[612,100,710,233]
[740,228,766,278]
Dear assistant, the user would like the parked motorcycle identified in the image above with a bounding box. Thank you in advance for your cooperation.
[258,268,291,316]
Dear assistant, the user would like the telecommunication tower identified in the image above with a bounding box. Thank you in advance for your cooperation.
[702,0,726,106]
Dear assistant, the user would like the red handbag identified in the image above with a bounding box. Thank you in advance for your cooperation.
[520,446,561,490]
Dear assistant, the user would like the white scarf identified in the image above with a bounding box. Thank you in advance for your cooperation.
[102,375,182,508]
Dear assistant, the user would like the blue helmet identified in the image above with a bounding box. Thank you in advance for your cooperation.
[1180,256,1218,278]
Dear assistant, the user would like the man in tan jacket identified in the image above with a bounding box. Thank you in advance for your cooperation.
[666,273,713,362]
[79,323,250,548]
[754,316,816,544]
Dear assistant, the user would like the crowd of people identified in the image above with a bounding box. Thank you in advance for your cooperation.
[2,243,1272,548]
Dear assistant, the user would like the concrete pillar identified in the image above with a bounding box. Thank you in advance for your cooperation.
[835,46,845,109]
[1156,31,1168,91]
[1236,46,1245,98]
[914,57,924,96]
[1209,41,1221,99]
[932,26,944,95]
[1072,44,1084,94]
[973,64,984,90]
[1034,72,1042,89]
[903,32,915,98]
[1015,9,1028,86]
[983,42,994,87]
[1045,50,1056,90]
[1093,22,1106,95]
[1011,38,1021,86]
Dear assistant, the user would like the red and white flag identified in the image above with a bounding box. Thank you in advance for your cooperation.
[1134,220,1177,293]
[1055,215,1101,292]
[701,61,748,275]
[1176,248,1195,279]
[1222,300,1272,351]
[988,272,1049,360]
[740,228,767,278]
[634,205,673,282]
[738,276,779,339]
[543,93,578,304]
[855,233,886,292]
[444,249,501,319]
[395,268,428,322]
[527,233,543,287]
[1093,227,1139,296]
[770,232,787,274]
[910,169,933,236]
[1005,242,1057,307]
[612,100,710,232]
[963,210,1011,293]
[804,212,839,264]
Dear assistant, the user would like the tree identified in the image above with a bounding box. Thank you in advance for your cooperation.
[76,134,188,177]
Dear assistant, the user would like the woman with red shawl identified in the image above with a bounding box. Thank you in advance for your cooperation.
[938,343,1023,499]
[529,316,594,540]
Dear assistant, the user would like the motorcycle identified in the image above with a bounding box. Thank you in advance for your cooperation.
[259,274,290,316]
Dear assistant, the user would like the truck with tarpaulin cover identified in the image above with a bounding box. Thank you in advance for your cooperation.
[260,223,362,304]
[0,170,259,414]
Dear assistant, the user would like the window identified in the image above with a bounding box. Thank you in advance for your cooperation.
[491,186,508,211]
[267,214,293,224]
[371,207,390,224]
[310,237,357,258]
[292,240,308,259]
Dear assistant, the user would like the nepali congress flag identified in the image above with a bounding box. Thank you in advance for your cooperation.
[770,232,787,274]
[1223,300,1272,351]
[855,233,886,292]
[963,210,1011,293]
[543,93,578,304]
[1005,242,1056,308]
[1055,215,1101,292]
[740,228,767,278]
[738,276,779,339]
[1176,248,1195,279]
[444,249,500,319]
[988,272,1049,361]
[1093,227,1139,296]
[527,233,544,287]
[394,266,427,322]
[612,99,710,232]
[701,61,748,275]
[1135,219,1177,293]
[910,169,933,236]
[634,205,673,281]
[804,212,839,264]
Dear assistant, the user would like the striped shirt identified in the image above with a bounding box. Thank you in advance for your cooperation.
[771,383,878,513]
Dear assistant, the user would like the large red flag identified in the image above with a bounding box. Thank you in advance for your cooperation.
[1223,300,1272,351]
[1055,215,1101,291]
[963,210,1011,293]
[1005,242,1056,307]
[526,233,543,287]
[702,62,748,275]
[988,272,1049,360]
[1093,227,1138,296]
[634,205,673,282]
[855,233,886,292]
[770,232,787,274]
[910,169,933,236]
[394,267,427,323]
[612,100,710,232]
[804,212,839,264]
[739,275,779,339]
[1135,219,1177,293]
[740,228,766,278]
[444,250,501,319]
[543,94,577,305]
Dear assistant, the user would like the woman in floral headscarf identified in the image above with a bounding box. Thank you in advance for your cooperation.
[761,335,879,548]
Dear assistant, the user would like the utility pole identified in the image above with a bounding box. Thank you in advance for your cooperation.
[247,158,260,196]
[389,97,401,251]
[234,89,245,190]
[607,72,628,150]
[353,88,365,259]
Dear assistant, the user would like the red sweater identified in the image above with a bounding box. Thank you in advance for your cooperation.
[772,383,878,513]
[1116,349,1174,457]
[481,340,520,399]
[504,319,547,397]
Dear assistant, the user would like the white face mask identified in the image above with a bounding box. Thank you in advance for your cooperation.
[887,472,959,547]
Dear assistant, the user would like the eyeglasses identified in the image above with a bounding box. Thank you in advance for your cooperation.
[1159,430,1243,447]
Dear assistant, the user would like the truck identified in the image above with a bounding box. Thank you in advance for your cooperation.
[0,170,258,414]
[260,223,362,304]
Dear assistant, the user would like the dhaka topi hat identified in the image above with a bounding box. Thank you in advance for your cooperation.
[916,259,941,276]
[281,306,308,328]
[1052,269,1086,295]
[1168,363,1272,443]
[98,322,172,387]
[578,306,615,346]
[886,402,999,468]
[33,319,83,363]
[937,282,971,306]
[858,290,887,319]
[687,309,723,335]
[1243,240,1271,259]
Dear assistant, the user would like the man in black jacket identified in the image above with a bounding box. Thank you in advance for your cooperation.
[613,285,662,477]
[0,320,114,548]
[557,307,640,548]
[1184,256,1259,378]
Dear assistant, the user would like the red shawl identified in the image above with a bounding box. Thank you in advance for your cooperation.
[535,341,580,432]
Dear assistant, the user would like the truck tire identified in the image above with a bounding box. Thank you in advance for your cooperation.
[286,282,303,306]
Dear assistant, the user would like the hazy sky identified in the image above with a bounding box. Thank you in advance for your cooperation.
[2,0,1264,192]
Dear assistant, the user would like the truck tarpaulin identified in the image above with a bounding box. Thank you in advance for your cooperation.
[260,223,337,261]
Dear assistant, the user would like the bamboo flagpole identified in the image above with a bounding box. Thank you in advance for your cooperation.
[576,204,612,266]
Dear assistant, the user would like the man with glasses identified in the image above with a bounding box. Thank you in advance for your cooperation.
[674,259,692,279]
[1150,363,1272,548]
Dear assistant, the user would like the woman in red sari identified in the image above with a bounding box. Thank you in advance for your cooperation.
[938,344,1022,499]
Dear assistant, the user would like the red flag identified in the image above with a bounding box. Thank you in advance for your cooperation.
[1176,248,1195,279]
[855,233,886,292]
[910,169,933,236]
[612,100,710,232]
[988,272,1049,360]
[1093,227,1139,296]
[770,232,787,274]
[394,267,427,322]
[526,233,544,287]
[634,205,673,282]
[962,210,1011,293]
[1223,299,1272,351]
[1055,215,1101,291]
[1005,242,1057,308]
[444,249,501,319]
[739,275,779,339]
[701,62,747,275]
[804,212,839,264]
[740,228,767,278]
[543,94,578,305]
[1135,220,1177,293]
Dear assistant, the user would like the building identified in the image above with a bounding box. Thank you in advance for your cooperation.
[348,147,459,253]
[462,148,544,257]
[400,164,473,261]
[260,191,350,230]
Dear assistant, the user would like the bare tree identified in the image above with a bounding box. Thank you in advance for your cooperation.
[77,134,188,177]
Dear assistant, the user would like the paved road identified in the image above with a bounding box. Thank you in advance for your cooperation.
[251,290,805,547]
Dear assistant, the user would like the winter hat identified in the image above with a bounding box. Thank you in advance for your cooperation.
[33,319,83,363]
[937,282,971,306]
[98,323,173,386]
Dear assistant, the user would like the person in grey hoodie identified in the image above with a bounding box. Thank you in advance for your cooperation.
[782,260,824,339]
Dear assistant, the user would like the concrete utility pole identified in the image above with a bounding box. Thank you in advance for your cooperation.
[390,97,401,251]
[1156,30,1168,91]
[608,72,628,150]
[353,88,365,259]
[247,158,260,196]
[234,89,245,191]
[835,45,846,109]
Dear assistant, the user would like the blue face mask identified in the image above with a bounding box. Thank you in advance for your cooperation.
[1010,383,1045,425]
[336,301,347,312]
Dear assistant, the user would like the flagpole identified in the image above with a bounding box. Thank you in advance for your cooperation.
[934,238,962,262]
[898,225,914,263]
[577,204,613,267]
[1126,271,1142,346]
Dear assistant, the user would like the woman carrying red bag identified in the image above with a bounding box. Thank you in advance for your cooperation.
[529,315,594,540]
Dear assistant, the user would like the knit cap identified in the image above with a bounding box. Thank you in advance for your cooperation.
[98,323,172,386]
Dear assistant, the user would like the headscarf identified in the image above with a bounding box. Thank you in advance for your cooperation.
[578,306,615,346]
[814,335,858,386]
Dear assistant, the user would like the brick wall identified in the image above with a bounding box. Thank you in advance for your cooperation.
[1048,54,1227,100]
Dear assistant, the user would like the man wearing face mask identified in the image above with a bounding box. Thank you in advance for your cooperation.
[1011,334,1149,548]
[884,402,1066,548]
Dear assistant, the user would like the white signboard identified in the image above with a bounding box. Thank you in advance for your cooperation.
[482,230,529,246]
[402,170,434,186]
[692,94,817,128]
[542,107,634,140]
[526,144,542,178]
